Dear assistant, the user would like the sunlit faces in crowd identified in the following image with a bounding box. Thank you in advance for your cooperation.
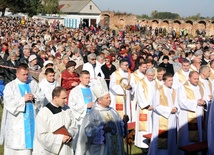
[189,71,199,86]
[163,73,173,88]
[80,70,90,86]
[45,68,55,83]
[119,59,129,72]
[182,59,191,72]
[98,93,111,108]
[145,68,155,81]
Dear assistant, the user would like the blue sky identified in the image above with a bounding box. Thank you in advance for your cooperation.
[93,0,214,17]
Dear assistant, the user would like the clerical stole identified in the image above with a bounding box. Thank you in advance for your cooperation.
[210,71,214,81]
[199,80,212,96]
[133,71,140,84]
[115,70,130,119]
[155,78,162,89]
[183,81,204,142]
[158,86,176,149]
[138,79,149,131]
[81,87,92,112]
[138,79,158,131]
[178,69,186,83]
[18,83,34,149]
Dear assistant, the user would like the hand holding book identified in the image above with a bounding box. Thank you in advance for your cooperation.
[53,125,72,143]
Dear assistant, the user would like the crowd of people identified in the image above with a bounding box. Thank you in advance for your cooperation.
[0,16,214,155]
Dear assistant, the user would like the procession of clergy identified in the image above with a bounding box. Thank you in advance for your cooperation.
[1,56,214,155]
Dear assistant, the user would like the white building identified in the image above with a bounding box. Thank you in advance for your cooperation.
[59,0,101,28]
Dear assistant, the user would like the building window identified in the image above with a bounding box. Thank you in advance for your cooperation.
[90,5,92,10]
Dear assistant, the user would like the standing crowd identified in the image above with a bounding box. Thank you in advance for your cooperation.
[0,16,214,155]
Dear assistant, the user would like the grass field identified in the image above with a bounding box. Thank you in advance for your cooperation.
[0,105,143,155]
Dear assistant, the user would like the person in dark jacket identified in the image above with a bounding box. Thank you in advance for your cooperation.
[4,51,20,84]
[101,55,116,88]
[159,55,174,75]
[0,56,5,85]
[19,45,31,64]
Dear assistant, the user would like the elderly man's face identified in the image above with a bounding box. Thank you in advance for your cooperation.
[196,54,202,60]
[98,93,111,108]
[89,57,96,65]
[203,68,211,79]
[146,73,155,81]
[10,55,16,61]
[193,59,201,69]
[98,57,105,65]
[24,49,31,57]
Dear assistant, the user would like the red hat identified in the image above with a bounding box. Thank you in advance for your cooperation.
[120,49,127,55]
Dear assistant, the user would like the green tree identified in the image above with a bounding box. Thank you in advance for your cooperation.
[186,13,201,20]
[151,11,180,19]
[1,0,42,17]
[0,0,8,16]
[41,0,59,14]
[151,10,158,19]
[0,0,59,17]
[141,14,150,19]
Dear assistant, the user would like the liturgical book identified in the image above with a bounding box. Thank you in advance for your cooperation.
[53,125,69,136]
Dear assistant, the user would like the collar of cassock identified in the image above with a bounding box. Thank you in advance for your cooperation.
[46,102,62,114]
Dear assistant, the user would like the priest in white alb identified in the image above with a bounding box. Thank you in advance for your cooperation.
[148,73,179,155]
[178,71,207,155]
[154,67,166,88]
[134,68,157,152]
[172,59,190,91]
[198,65,213,140]
[109,59,132,121]
[130,61,147,122]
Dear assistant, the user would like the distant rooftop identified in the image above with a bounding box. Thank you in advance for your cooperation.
[59,0,93,13]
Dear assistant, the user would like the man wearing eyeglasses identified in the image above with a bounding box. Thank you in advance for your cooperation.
[82,53,104,84]
[19,45,31,65]
[109,59,132,121]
